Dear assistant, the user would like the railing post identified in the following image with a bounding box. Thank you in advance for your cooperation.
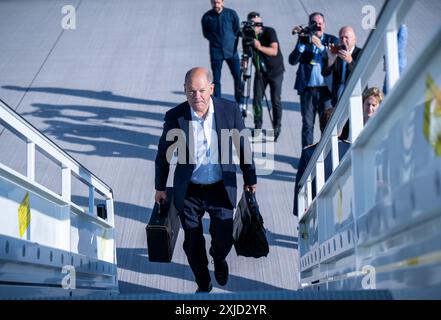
[26,140,35,181]
[316,151,325,194]
[298,186,305,220]
[88,186,94,215]
[106,197,114,226]
[331,127,340,171]
[61,165,71,202]
[306,176,312,208]
[349,80,364,142]
[384,13,400,93]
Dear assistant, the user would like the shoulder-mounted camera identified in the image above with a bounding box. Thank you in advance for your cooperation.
[292,20,321,45]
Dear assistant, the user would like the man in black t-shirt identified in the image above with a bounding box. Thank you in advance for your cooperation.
[245,12,285,141]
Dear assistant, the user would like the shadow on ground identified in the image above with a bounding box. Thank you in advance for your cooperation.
[117,247,293,294]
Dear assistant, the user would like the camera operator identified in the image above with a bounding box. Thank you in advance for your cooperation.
[202,0,242,104]
[322,26,362,140]
[288,12,338,149]
[244,11,284,140]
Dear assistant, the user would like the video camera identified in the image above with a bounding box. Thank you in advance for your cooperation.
[240,20,261,57]
[292,20,321,45]
[238,19,267,118]
[240,20,267,73]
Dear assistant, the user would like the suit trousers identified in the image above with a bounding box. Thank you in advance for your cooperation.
[300,86,332,148]
[179,181,234,289]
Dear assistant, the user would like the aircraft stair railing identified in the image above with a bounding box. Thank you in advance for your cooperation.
[297,0,441,292]
[0,98,118,297]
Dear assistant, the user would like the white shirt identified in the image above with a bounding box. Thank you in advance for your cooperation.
[189,98,223,184]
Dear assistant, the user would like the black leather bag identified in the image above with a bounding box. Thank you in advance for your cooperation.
[146,188,180,262]
[233,191,269,258]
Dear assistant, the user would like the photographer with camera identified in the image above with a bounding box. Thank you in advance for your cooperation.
[243,12,285,140]
[322,26,362,140]
[289,12,338,149]
[322,26,362,107]
[202,0,242,104]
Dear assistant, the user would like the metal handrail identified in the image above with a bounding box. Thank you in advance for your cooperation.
[0,97,114,225]
[297,0,414,221]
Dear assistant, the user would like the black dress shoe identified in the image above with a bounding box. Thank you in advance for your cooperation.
[214,260,229,286]
[274,126,281,142]
[195,283,213,293]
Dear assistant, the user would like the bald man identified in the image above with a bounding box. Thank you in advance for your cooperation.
[322,26,362,140]
[322,26,362,107]
[155,67,257,293]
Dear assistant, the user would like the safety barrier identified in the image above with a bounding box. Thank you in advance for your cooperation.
[0,98,118,297]
[297,0,441,291]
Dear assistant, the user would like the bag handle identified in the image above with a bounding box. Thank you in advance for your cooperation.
[158,198,168,216]
[245,190,259,214]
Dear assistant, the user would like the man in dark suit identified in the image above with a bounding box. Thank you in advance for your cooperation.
[322,26,362,107]
[322,26,362,140]
[289,12,338,149]
[155,67,257,293]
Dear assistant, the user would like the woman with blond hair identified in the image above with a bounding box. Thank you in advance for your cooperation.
[363,87,384,124]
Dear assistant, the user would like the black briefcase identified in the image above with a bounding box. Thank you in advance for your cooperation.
[233,191,269,258]
[146,188,180,262]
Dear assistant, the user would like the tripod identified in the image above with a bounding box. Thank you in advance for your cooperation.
[239,50,274,129]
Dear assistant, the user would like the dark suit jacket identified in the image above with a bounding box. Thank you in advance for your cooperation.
[155,97,257,211]
[288,33,338,95]
[293,140,350,216]
[322,46,362,106]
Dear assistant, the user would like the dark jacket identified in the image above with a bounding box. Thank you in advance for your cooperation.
[155,97,257,211]
[201,8,240,60]
[322,46,362,106]
[288,33,338,94]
